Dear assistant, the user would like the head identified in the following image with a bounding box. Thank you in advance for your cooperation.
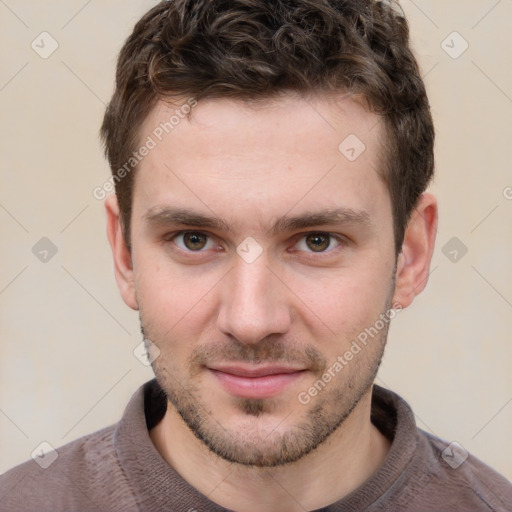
[102,0,437,467]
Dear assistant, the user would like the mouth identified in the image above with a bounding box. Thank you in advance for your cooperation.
[207,364,307,399]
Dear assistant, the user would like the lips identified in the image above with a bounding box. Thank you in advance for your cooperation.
[207,364,307,399]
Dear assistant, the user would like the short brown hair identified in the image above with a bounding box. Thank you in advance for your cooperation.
[100,0,434,254]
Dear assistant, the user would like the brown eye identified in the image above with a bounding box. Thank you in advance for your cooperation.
[305,233,332,252]
[175,232,211,251]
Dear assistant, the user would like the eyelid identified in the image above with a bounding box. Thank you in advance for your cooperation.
[292,232,344,254]
[163,230,347,255]
[166,230,218,252]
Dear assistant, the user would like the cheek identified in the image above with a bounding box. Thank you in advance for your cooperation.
[134,257,220,341]
[292,262,392,336]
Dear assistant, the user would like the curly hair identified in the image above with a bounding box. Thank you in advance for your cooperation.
[100,0,434,254]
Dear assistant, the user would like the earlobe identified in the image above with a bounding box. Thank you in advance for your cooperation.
[105,195,139,310]
[392,193,438,309]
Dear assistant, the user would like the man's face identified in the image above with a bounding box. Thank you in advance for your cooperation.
[128,93,398,466]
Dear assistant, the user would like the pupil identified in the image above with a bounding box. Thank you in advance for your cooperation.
[307,234,329,252]
[185,233,205,250]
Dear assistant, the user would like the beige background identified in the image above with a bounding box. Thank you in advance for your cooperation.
[1,0,511,481]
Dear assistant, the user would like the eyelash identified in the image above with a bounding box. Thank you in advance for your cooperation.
[163,231,346,258]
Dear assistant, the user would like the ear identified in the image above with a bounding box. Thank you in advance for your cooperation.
[105,195,139,310]
[392,193,438,309]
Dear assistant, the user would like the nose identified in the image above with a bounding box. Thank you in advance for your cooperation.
[216,252,292,345]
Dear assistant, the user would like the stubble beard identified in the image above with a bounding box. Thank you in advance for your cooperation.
[140,295,392,468]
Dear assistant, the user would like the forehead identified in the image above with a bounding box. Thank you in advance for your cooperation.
[141,92,382,159]
[132,92,389,233]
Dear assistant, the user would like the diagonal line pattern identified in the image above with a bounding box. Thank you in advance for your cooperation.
[471,61,512,104]
[60,205,89,233]
[159,366,237,500]
[163,267,234,338]
[61,265,132,334]
[422,62,439,80]
[471,265,512,309]
[204,468,236,502]
[61,369,131,439]
[0,203,29,233]
[472,0,502,30]
[0,0,509,500]
[408,0,439,28]
[411,411,438,437]
[161,163,340,338]
[470,205,499,233]
[264,409,294,439]
[265,265,336,335]
[0,408,29,439]
[281,164,337,219]
[159,365,302,507]
[164,163,223,220]
[0,62,29,93]
[236,302,408,459]
[61,61,106,105]
[61,0,93,29]
[472,397,512,440]
[303,98,336,132]
[165,161,337,239]
[0,265,29,296]
[375,375,439,435]
[0,0,29,28]
[265,472,309,511]
[368,116,385,134]
[245,408,296,465]
[161,367,232,437]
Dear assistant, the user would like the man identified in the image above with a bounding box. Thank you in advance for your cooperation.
[1,0,511,510]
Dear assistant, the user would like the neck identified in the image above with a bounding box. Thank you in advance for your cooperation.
[150,386,391,511]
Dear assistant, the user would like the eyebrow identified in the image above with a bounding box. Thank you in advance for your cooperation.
[143,206,373,235]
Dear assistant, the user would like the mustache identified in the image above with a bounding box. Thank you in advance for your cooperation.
[187,337,327,375]
[141,324,327,375]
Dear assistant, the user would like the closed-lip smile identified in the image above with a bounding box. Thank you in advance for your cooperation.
[207,364,307,399]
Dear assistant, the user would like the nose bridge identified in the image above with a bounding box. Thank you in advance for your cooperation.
[232,255,272,308]
[217,253,291,343]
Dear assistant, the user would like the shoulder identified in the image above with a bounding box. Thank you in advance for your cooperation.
[405,429,512,511]
[370,386,512,511]
[0,424,138,512]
